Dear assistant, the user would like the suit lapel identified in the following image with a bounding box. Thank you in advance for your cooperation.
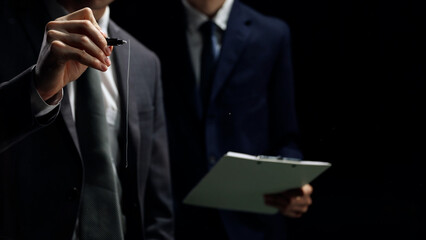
[108,21,129,101]
[108,21,140,164]
[210,1,252,103]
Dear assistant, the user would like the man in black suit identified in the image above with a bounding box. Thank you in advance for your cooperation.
[139,0,312,239]
[0,0,173,239]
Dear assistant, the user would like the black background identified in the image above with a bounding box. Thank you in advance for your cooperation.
[110,0,426,239]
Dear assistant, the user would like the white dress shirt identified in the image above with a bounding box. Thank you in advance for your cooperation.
[182,0,234,86]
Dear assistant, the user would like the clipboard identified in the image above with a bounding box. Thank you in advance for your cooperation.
[183,151,331,214]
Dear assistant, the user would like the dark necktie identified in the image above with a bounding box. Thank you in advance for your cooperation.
[75,68,124,240]
[199,20,218,114]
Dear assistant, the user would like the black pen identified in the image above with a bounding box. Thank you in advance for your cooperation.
[106,37,127,46]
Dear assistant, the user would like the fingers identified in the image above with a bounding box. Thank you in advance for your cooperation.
[264,184,314,218]
[285,195,312,216]
[56,7,107,46]
[49,40,108,72]
[265,194,311,218]
[57,7,101,31]
[46,20,109,56]
[301,184,314,195]
[34,7,112,100]
[46,29,110,69]
[46,7,110,71]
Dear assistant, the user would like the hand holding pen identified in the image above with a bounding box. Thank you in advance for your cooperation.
[34,8,125,102]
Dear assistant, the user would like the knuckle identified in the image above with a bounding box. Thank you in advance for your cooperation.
[75,49,87,62]
[49,41,64,55]
[83,20,92,27]
[79,49,87,58]
[50,40,62,49]
[46,30,56,42]
[98,50,105,58]
[45,21,57,31]
[82,7,93,15]
[79,35,90,45]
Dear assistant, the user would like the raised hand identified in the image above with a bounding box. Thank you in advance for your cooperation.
[34,8,112,101]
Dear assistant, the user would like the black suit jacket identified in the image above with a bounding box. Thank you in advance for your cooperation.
[0,2,173,239]
[141,0,301,239]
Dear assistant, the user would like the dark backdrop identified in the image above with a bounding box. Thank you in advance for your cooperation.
[110,0,426,239]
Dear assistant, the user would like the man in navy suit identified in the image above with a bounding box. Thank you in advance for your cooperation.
[0,0,173,239]
[140,0,313,239]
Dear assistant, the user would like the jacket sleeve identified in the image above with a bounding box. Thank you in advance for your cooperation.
[0,66,60,153]
[269,21,303,159]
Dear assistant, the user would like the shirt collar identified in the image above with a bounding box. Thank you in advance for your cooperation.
[98,6,110,35]
[182,0,234,33]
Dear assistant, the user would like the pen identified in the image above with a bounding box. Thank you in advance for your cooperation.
[106,37,127,46]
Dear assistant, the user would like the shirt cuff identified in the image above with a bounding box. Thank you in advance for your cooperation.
[30,77,63,118]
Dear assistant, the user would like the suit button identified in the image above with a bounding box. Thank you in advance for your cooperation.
[68,187,80,201]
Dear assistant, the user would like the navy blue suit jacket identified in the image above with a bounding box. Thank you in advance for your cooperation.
[144,1,302,239]
[0,1,173,239]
